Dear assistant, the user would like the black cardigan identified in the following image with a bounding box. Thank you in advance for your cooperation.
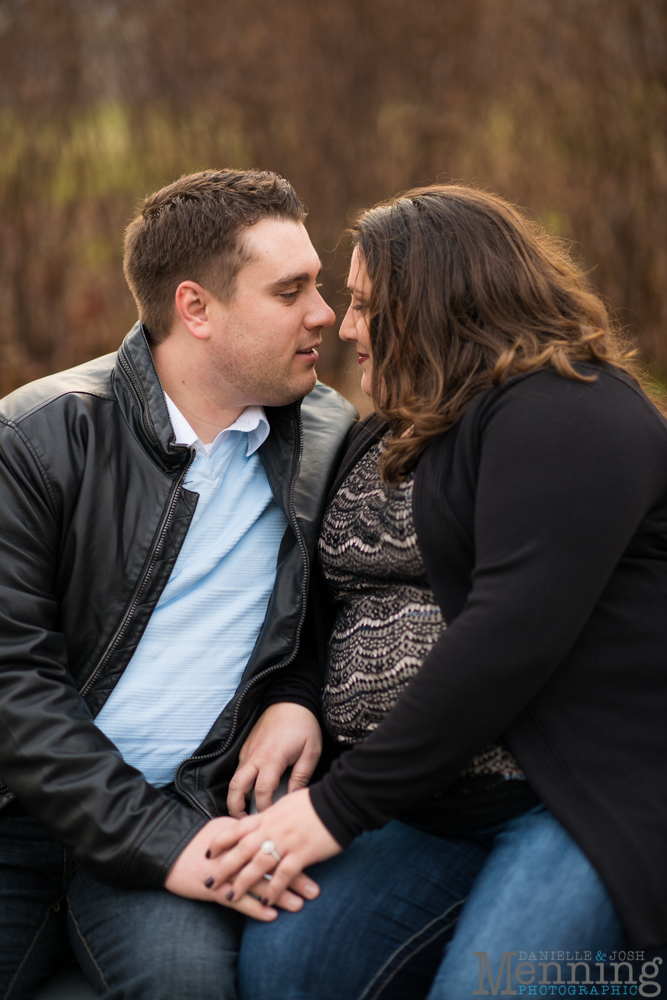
[309,363,667,948]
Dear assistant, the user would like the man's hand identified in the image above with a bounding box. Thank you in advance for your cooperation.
[227,703,322,817]
[164,817,320,921]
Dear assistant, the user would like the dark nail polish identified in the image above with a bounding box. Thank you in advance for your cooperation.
[261,897,270,906]
[205,850,211,859]
[204,877,214,888]
[226,890,235,901]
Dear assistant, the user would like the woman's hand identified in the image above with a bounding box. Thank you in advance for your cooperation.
[205,788,342,906]
[164,816,321,921]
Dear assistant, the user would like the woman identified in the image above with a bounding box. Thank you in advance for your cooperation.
[208,185,667,997]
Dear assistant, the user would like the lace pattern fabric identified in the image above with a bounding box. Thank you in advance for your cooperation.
[319,438,524,780]
[319,440,442,744]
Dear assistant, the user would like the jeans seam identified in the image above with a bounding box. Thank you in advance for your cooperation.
[357,895,467,1000]
[2,902,61,1000]
[67,898,111,994]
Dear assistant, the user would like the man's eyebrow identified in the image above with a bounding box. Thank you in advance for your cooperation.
[269,264,323,288]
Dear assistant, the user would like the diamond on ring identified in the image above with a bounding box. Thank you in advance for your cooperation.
[260,839,282,863]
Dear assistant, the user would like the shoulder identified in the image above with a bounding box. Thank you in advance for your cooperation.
[324,413,388,505]
[299,382,358,450]
[417,363,667,501]
[0,353,120,499]
[0,351,118,428]
[301,381,357,423]
[347,412,387,447]
[460,363,667,448]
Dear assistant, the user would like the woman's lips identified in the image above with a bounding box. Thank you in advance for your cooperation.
[357,353,370,365]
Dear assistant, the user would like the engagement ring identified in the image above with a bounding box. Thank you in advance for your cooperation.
[260,839,282,862]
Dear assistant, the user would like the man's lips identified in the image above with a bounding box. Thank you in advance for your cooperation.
[296,344,320,362]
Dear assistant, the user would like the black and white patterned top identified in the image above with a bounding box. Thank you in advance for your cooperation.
[319,437,524,780]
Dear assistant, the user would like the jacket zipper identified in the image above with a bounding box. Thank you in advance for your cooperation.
[173,403,308,816]
[0,353,188,802]
[79,453,194,698]
[117,345,158,447]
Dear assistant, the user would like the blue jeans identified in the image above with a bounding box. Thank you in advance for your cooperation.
[239,806,627,999]
[0,809,242,1000]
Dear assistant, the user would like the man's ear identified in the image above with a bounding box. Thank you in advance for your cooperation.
[174,280,214,341]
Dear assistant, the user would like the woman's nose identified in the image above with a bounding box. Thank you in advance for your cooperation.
[339,305,355,343]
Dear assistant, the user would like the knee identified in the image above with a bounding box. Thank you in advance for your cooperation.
[239,914,312,1000]
[140,936,239,998]
[70,894,242,1000]
[81,931,239,1000]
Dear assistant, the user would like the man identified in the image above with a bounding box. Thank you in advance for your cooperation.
[0,169,354,998]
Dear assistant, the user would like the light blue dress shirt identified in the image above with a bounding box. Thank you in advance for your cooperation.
[94,396,288,786]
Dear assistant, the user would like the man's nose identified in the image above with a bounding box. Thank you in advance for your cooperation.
[307,291,336,330]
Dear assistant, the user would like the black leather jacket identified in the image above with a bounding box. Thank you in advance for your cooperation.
[0,323,354,888]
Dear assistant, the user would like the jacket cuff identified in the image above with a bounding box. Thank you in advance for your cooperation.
[119,798,209,889]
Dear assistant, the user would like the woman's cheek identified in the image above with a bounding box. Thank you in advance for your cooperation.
[360,360,373,395]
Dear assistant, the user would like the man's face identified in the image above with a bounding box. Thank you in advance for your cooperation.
[205,218,335,407]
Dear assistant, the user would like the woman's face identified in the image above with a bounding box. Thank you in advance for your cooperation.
[339,247,373,395]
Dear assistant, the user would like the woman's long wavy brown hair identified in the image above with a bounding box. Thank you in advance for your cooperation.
[351,184,658,484]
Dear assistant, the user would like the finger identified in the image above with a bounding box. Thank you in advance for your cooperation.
[274,887,304,912]
[207,815,261,860]
[222,851,279,901]
[246,857,305,908]
[227,763,259,817]
[254,764,285,812]
[287,871,320,900]
[228,895,277,921]
[248,878,304,913]
[208,832,267,885]
[287,746,320,793]
[209,884,278,921]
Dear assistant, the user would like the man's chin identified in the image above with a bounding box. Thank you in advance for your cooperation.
[300,367,318,397]
[260,369,318,407]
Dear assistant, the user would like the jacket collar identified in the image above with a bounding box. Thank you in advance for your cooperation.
[114,321,299,474]
[114,322,191,471]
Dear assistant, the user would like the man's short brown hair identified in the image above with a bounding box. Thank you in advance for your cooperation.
[123,168,307,345]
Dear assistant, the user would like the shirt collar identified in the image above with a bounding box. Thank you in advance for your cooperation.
[163,393,270,458]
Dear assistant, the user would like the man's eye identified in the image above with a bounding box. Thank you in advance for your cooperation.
[280,290,299,301]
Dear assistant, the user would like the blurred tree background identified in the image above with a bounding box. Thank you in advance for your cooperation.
[0,0,665,411]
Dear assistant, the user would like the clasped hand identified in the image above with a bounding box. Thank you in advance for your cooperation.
[206,787,342,910]
[165,703,340,921]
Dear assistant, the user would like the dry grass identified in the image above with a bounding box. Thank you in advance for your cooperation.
[0,0,665,403]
